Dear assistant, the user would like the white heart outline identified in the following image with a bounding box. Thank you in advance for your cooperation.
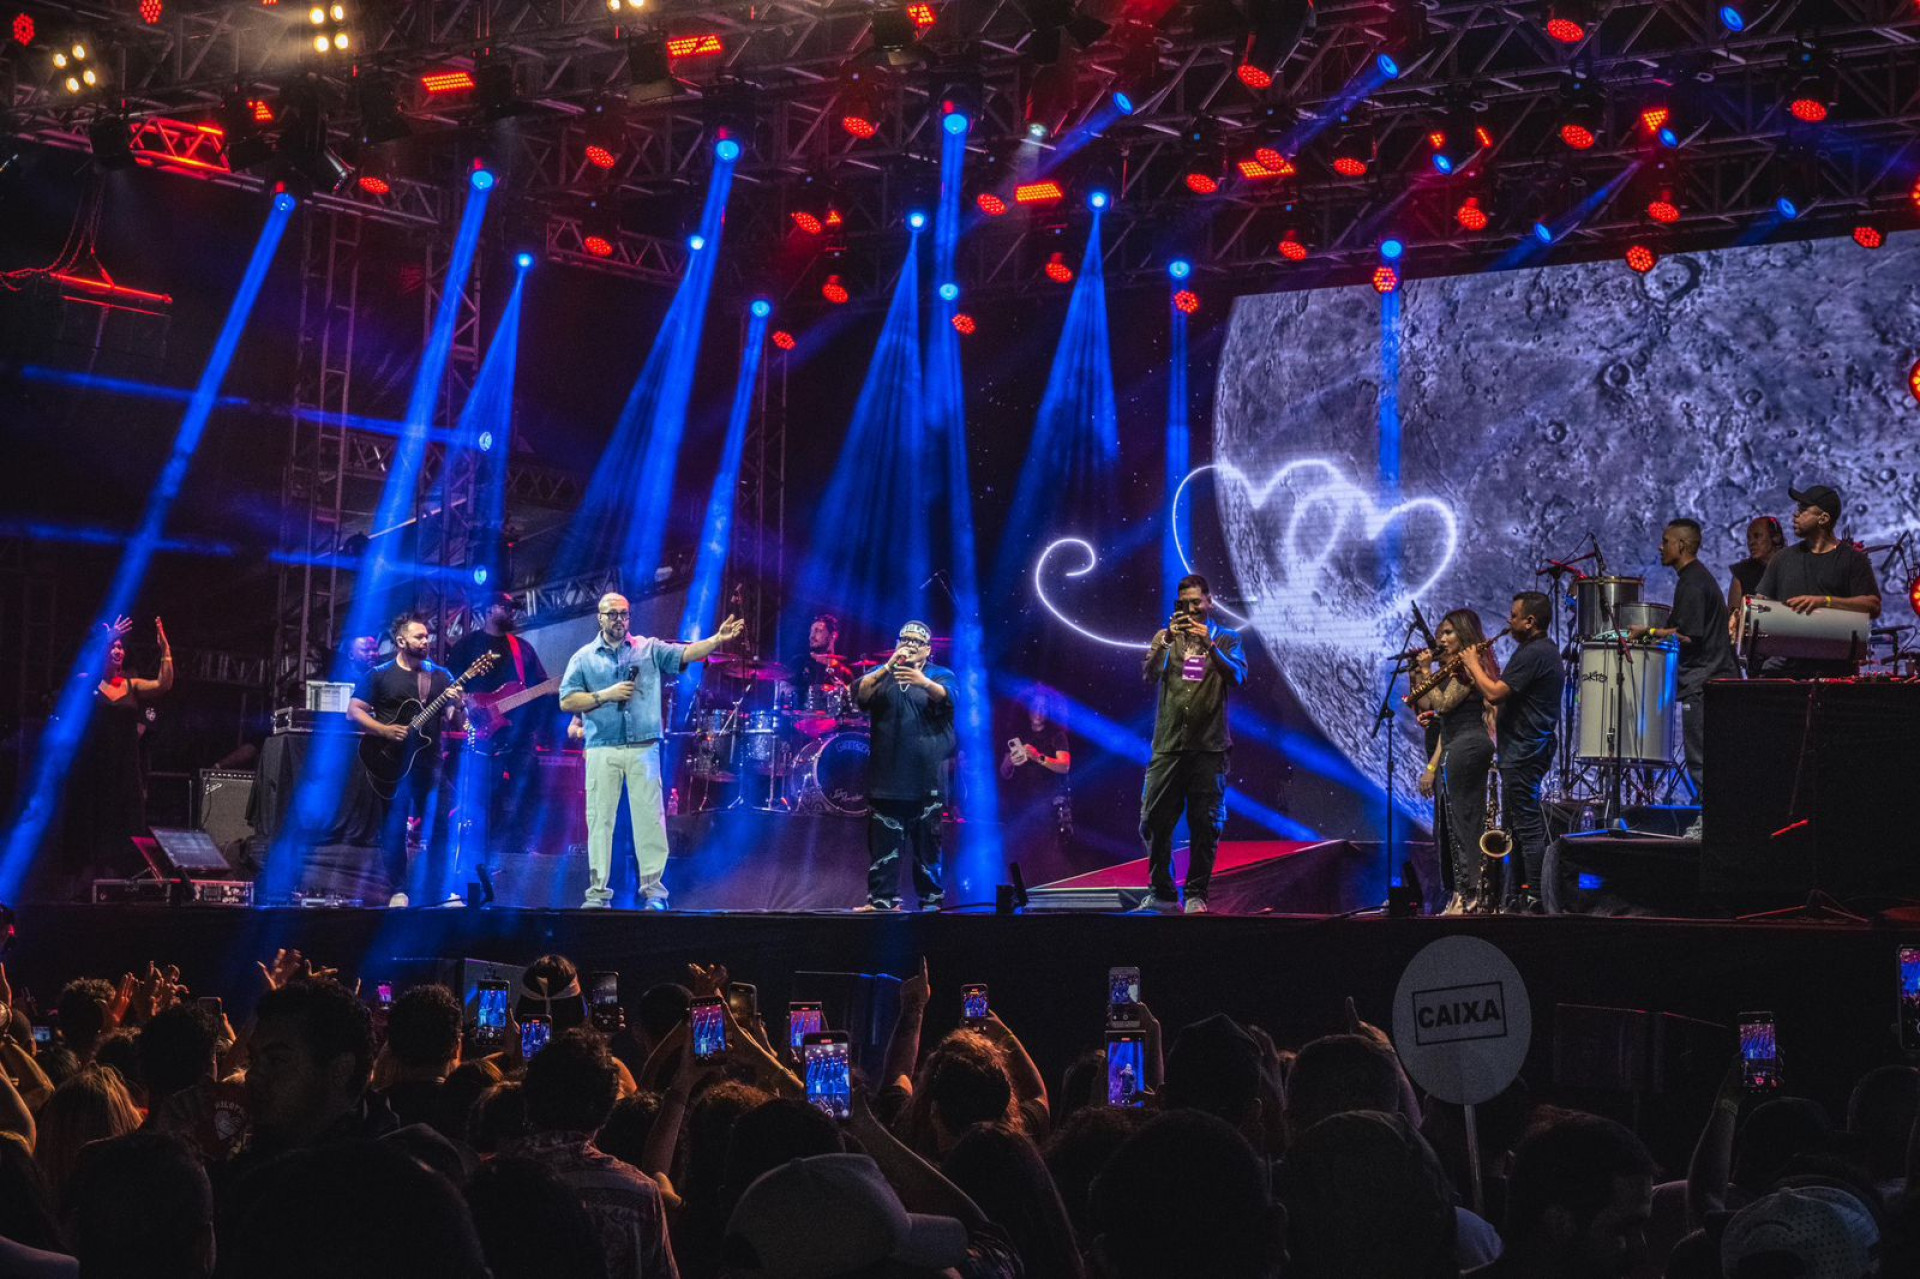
[1172,459,1459,629]
[1032,538,1157,649]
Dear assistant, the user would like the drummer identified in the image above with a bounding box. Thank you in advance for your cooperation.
[1629,519,1738,825]
[784,613,854,710]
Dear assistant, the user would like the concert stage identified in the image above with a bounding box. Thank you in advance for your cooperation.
[8,904,1917,1155]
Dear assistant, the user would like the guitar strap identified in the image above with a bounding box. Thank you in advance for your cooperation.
[506,634,527,685]
[417,667,431,721]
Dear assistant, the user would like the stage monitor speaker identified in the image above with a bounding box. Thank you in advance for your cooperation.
[196,769,255,857]
[1702,681,1920,908]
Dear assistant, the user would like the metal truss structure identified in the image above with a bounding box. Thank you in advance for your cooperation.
[5,0,1917,302]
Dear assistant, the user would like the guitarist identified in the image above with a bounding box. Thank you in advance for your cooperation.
[451,591,552,856]
[350,614,465,908]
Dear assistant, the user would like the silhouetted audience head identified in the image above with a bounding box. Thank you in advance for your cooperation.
[226,1140,490,1279]
[1844,1065,1917,1185]
[943,1122,1085,1279]
[1501,1112,1655,1279]
[517,954,586,1030]
[1045,1105,1149,1245]
[1057,1049,1105,1124]
[0,1131,63,1254]
[63,1132,214,1279]
[1732,1098,1833,1195]
[247,979,375,1148]
[1089,1109,1283,1279]
[635,982,692,1049]
[595,1089,664,1168]
[469,1079,527,1154]
[433,1058,504,1145]
[1276,1110,1456,1279]
[684,1080,775,1204]
[522,1028,620,1135]
[723,1153,970,1278]
[1285,1033,1401,1135]
[1163,1014,1264,1133]
[56,979,117,1060]
[385,984,462,1073]
[35,1065,142,1213]
[723,1097,842,1205]
[463,1156,611,1279]
[138,1003,220,1107]
[92,1030,144,1104]
[916,1031,1016,1150]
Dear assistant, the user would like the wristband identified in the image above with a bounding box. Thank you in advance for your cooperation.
[1824,596,1831,608]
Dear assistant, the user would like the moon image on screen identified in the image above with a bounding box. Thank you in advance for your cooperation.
[1210,233,1920,819]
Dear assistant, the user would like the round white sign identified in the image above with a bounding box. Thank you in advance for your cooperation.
[1389,934,1532,1106]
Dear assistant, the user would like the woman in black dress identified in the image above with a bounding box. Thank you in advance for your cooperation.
[1413,609,1499,915]
[65,615,172,893]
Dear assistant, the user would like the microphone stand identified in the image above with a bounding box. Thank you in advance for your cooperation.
[1370,612,1426,909]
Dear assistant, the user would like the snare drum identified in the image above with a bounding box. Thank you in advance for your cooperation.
[739,710,788,772]
[790,681,848,737]
[1574,576,1643,639]
[791,730,870,816]
[1574,638,1678,764]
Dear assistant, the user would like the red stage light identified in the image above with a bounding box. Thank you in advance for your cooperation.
[1427,130,1447,151]
[1455,196,1489,231]
[251,99,274,123]
[907,2,936,28]
[772,330,797,351]
[12,12,33,43]
[1647,198,1680,224]
[139,0,163,23]
[1278,234,1308,261]
[1853,225,1884,250]
[1185,172,1220,195]
[1625,244,1658,273]
[1236,157,1291,180]
[1332,156,1368,178]
[357,175,392,196]
[666,34,723,58]
[1475,125,1494,148]
[583,235,614,257]
[1787,97,1828,123]
[1909,570,1920,618]
[841,115,878,139]
[1015,181,1065,205]
[825,209,842,228]
[1236,64,1273,90]
[951,312,976,335]
[1045,251,1074,284]
[1253,146,1295,175]
[791,211,824,235]
[1545,17,1585,42]
[421,70,477,94]
[975,192,1008,216]
[1559,123,1596,150]
[1371,265,1400,294]
[1173,289,1201,315]
[821,274,850,304]
[1910,356,1920,405]
[1640,106,1671,133]
[585,143,617,169]
[1912,177,1920,211]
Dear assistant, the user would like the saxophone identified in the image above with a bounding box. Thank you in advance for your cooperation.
[1402,628,1511,706]
[1479,768,1512,860]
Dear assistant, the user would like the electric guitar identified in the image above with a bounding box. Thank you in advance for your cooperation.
[358,653,497,800]
[465,674,562,740]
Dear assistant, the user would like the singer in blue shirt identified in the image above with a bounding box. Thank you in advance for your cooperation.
[559,592,743,909]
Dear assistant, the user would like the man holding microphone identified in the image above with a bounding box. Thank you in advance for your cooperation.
[854,620,957,912]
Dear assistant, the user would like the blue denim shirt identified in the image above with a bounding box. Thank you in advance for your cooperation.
[559,634,686,748]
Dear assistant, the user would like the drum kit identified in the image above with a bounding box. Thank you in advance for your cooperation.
[672,639,950,816]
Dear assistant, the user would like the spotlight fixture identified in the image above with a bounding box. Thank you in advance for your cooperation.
[666,33,724,58]
[13,12,33,44]
[476,54,529,120]
[605,0,643,11]
[1238,0,1316,93]
[626,34,678,103]
[1373,0,1433,80]
[1625,243,1657,273]
[584,100,622,170]
[52,40,102,96]
[1911,357,1920,407]
[772,330,797,350]
[715,137,741,162]
[1454,195,1489,230]
[584,234,615,257]
[1327,112,1373,177]
[1717,0,1745,31]
[87,112,135,169]
[1278,231,1309,261]
[951,312,976,335]
[1168,258,1192,280]
[1427,100,1486,175]
[216,85,275,171]
[1173,289,1201,314]
[789,177,840,235]
[1771,148,1817,219]
[935,71,982,136]
[354,150,393,195]
[1371,264,1401,293]
[1851,223,1883,250]
[1020,0,1108,66]
[822,274,850,304]
[937,281,960,301]
[1784,41,1834,124]
[1545,0,1601,44]
[139,0,162,25]
[1044,250,1074,283]
[1087,189,1110,210]
[420,69,477,94]
[1557,76,1604,151]
[975,191,1008,216]
[750,298,772,318]
[837,62,889,140]
[907,209,927,229]
[304,2,350,55]
[1181,119,1229,194]
[1646,187,1680,223]
[1015,180,1065,206]
[354,69,410,146]
[277,74,351,194]
[515,251,535,270]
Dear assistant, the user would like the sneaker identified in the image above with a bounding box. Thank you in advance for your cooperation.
[581,899,610,910]
[917,897,945,913]
[1439,892,1467,917]
[387,892,410,909]
[1128,896,1179,915]
[642,898,669,912]
[439,894,466,909]
[1682,817,1704,841]
[854,901,900,913]
[1183,897,1209,915]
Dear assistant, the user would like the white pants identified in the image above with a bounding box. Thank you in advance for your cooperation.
[583,743,669,905]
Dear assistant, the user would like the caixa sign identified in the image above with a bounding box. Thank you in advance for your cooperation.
[1392,936,1532,1107]
[1411,981,1510,1046]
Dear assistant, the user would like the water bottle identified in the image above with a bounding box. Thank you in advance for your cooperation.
[667,787,680,817]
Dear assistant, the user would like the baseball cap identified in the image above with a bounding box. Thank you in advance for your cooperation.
[723,1154,969,1278]
[1789,484,1842,521]
[898,621,933,644]
[1721,1186,1878,1279]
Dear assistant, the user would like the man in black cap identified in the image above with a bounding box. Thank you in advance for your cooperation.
[1746,484,1881,678]
[854,620,956,912]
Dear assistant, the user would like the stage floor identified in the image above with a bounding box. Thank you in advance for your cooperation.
[8,903,1915,1139]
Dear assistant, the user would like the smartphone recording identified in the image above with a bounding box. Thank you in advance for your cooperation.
[788,1001,825,1054]
[962,984,989,1022]
[521,1015,552,1059]
[803,1032,852,1120]
[590,971,620,1033]
[475,980,510,1049]
[1738,1012,1780,1092]
[691,997,730,1060]
[1107,967,1141,1029]
[1106,1031,1147,1108]
[1899,947,1920,1055]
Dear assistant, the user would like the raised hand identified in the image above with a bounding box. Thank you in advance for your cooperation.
[899,957,930,1012]
[154,617,170,651]
[716,614,746,644]
[106,615,134,639]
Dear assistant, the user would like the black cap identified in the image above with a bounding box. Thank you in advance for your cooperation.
[1788,484,1841,522]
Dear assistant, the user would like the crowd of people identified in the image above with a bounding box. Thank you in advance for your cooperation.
[0,945,1913,1278]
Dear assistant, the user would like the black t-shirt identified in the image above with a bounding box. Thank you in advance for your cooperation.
[449,630,548,695]
[1003,722,1069,804]
[860,664,957,801]
[1495,636,1562,764]
[353,660,452,742]
[1669,559,1740,694]
[1731,556,1767,597]
[787,648,848,693]
[1753,541,1879,608]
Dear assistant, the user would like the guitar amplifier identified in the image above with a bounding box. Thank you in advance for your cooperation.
[196,770,255,856]
[92,878,254,906]
[272,707,349,733]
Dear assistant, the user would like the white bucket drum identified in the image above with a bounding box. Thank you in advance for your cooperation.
[1575,639,1678,764]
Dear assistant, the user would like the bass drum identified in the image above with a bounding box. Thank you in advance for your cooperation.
[791,730,870,817]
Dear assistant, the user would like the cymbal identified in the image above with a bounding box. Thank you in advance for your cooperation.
[705,655,790,680]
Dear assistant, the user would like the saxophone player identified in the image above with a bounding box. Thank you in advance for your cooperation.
[1411,610,1500,915]
[1462,592,1564,913]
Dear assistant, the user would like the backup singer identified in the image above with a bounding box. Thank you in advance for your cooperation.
[1744,483,1881,678]
[1413,610,1498,916]
[1463,592,1562,911]
[350,614,461,909]
[854,621,956,912]
[558,594,744,910]
[1630,519,1737,822]
[62,615,173,895]
[1000,685,1074,853]
[1137,574,1248,915]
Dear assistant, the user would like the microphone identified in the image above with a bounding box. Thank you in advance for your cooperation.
[1879,531,1909,576]
[1409,600,1437,650]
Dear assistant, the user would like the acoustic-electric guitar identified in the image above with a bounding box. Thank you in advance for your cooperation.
[357,653,497,800]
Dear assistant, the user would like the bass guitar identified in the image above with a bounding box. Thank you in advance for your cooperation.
[465,674,562,741]
[358,653,497,800]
